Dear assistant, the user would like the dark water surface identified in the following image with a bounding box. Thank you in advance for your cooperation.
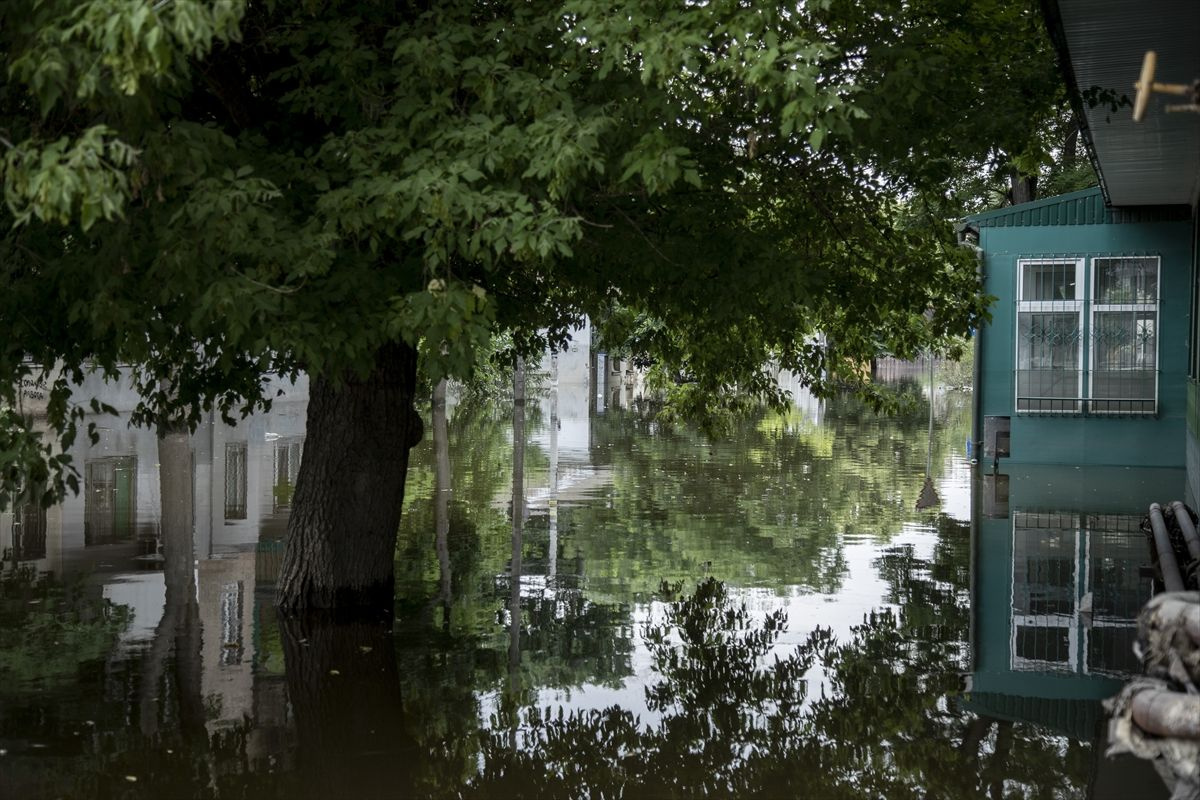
[0,375,1169,798]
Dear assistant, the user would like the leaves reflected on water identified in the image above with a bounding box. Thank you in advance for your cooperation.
[467,576,1089,800]
[0,568,131,691]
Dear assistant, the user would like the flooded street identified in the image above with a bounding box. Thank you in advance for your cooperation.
[0,373,1170,798]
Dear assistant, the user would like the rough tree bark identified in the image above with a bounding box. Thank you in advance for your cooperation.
[1009,170,1037,205]
[276,341,424,612]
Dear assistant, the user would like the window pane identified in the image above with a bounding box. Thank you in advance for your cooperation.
[1088,627,1140,675]
[1015,625,1072,665]
[1017,311,1080,411]
[14,502,47,560]
[1092,310,1156,413]
[1022,262,1076,301]
[1013,526,1077,617]
[225,442,248,521]
[1094,257,1157,304]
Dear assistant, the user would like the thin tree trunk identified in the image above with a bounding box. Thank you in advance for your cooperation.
[276,341,423,613]
[547,362,558,585]
[433,378,452,625]
[509,358,526,695]
[507,358,526,748]
[1063,121,1079,169]
[141,430,206,740]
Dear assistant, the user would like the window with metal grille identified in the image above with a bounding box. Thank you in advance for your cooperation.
[1090,257,1158,414]
[1016,259,1083,413]
[224,442,248,521]
[1015,256,1159,415]
[1010,512,1151,677]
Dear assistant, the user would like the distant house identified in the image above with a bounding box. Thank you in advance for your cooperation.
[963,188,1192,468]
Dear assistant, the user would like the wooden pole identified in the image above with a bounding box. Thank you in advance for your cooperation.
[1133,50,1157,122]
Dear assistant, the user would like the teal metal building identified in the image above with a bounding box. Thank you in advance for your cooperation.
[964,189,1193,469]
[957,7,1198,790]
[966,465,1177,733]
[979,0,1200,494]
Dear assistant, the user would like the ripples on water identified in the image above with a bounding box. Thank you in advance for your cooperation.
[0,373,1171,798]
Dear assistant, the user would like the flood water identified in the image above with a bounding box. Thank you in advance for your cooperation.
[0,368,1174,798]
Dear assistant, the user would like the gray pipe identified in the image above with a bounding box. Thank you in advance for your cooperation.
[1148,503,1186,593]
[1169,500,1200,562]
[958,232,985,461]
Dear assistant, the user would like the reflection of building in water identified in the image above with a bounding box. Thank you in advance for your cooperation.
[199,552,257,735]
[1009,513,1145,677]
[1,373,307,736]
[969,467,1172,717]
[966,465,1178,796]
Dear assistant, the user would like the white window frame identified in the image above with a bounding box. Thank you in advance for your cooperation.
[1087,256,1160,416]
[1010,514,1150,677]
[1015,258,1085,414]
[1010,513,1080,672]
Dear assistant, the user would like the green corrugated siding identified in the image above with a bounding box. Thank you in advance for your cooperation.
[1190,382,1200,435]
[975,214,1191,467]
[966,187,1190,229]
[959,693,1104,741]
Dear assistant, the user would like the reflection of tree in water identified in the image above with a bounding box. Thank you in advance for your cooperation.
[567,386,969,596]
[396,399,515,607]
[514,591,634,691]
[0,568,131,691]
[399,381,971,617]
[466,571,1090,799]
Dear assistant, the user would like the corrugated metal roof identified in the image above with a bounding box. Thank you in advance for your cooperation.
[964,187,1190,228]
[1048,0,1200,207]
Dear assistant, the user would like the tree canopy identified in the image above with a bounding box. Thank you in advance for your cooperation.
[1,0,1065,505]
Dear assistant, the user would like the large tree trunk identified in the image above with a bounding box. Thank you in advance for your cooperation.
[1009,170,1037,205]
[276,341,423,613]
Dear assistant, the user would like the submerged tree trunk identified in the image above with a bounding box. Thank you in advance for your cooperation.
[142,430,206,741]
[279,613,415,795]
[276,341,423,613]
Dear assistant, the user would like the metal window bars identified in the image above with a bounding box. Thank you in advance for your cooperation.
[1014,255,1159,416]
